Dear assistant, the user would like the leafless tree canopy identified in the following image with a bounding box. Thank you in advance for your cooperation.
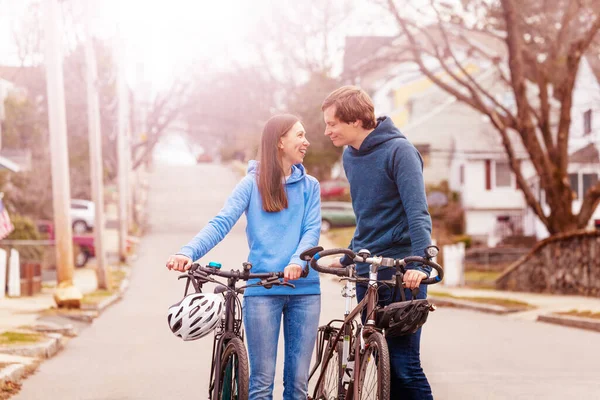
[379,0,600,234]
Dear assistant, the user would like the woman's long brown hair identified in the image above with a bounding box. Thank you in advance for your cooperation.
[258,114,299,212]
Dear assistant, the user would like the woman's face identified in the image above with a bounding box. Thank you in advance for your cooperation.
[279,121,310,166]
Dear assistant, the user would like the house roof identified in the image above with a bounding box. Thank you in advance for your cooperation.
[569,143,599,164]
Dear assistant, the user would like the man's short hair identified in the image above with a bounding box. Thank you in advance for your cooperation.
[322,86,377,130]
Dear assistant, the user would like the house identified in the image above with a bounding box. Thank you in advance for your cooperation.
[344,35,599,244]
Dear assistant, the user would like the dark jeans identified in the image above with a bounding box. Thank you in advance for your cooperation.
[356,268,433,400]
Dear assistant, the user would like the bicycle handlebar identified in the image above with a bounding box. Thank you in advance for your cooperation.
[304,247,444,284]
[182,262,310,291]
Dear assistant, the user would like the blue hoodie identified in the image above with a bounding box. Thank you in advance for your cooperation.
[178,161,321,296]
[342,117,432,276]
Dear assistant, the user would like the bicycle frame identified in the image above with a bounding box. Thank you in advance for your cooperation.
[310,261,383,400]
[208,277,244,400]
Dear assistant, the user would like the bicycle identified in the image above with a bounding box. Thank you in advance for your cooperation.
[177,261,308,400]
[300,246,444,400]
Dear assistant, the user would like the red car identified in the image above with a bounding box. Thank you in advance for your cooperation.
[320,179,350,200]
[36,220,95,268]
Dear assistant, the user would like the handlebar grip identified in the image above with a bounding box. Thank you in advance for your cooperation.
[309,248,355,277]
[402,256,444,284]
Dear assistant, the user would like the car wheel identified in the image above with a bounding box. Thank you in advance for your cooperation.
[321,219,332,233]
[73,220,88,234]
[74,248,90,268]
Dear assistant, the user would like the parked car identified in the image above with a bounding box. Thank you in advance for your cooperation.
[70,199,95,234]
[320,179,350,200]
[321,201,356,232]
[36,220,95,268]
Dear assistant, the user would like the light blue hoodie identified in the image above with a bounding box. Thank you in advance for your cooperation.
[178,161,321,296]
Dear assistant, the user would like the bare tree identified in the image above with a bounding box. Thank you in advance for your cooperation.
[376,0,600,234]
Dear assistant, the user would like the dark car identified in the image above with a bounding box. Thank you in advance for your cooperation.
[320,179,350,200]
[321,201,356,232]
[36,220,95,268]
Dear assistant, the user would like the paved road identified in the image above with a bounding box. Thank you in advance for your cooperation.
[15,163,600,399]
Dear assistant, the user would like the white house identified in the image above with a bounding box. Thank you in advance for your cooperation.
[347,35,599,245]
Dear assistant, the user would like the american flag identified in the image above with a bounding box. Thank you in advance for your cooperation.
[0,198,14,240]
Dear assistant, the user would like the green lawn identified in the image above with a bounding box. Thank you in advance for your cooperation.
[0,331,43,345]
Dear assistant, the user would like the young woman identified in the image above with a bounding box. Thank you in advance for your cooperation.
[166,114,321,400]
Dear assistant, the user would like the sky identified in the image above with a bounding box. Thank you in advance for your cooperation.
[0,0,399,90]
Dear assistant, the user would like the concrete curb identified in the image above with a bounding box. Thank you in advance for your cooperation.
[80,270,131,313]
[537,313,600,333]
[0,333,65,359]
[0,354,37,387]
[428,295,519,315]
[0,268,133,389]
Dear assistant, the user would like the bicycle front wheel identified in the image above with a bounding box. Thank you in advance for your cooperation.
[357,332,390,400]
[216,337,249,400]
[317,335,344,400]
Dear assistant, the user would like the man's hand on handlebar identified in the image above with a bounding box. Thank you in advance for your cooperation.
[329,257,344,269]
[166,254,193,272]
[404,269,427,289]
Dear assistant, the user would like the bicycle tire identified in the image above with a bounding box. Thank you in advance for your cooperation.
[357,332,390,400]
[317,336,344,400]
[216,337,249,400]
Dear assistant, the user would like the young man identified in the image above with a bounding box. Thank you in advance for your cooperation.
[322,85,434,399]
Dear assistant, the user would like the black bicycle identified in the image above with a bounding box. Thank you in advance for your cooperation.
[300,246,444,400]
[179,261,308,400]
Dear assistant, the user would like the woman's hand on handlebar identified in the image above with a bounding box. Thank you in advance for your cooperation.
[166,254,193,272]
[283,264,303,282]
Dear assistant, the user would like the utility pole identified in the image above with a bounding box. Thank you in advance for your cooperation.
[115,27,129,262]
[84,0,109,289]
[44,0,82,307]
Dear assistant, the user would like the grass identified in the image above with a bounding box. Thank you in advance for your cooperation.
[428,291,533,309]
[557,310,600,320]
[81,290,113,305]
[326,227,355,248]
[80,266,129,306]
[0,331,43,346]
[464,270,503,289]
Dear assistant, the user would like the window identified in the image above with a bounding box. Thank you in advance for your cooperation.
[495,161,512,188]
[583,109,592,135]
[583,173,598,197]
[415,144,431,168]
[569,173,579,199]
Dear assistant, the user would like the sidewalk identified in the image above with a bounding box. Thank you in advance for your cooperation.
[429,285,600,320]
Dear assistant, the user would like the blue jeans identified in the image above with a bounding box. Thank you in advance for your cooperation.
[356,268,433,400]
[243,294,321,400]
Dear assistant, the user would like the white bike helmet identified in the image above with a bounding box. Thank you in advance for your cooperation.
[167,292,224,341]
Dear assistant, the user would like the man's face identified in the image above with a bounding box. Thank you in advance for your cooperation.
[323,105,360,148]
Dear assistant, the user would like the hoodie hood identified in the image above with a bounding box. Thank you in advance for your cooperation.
[247,160,306,184]
[350,116,406,155]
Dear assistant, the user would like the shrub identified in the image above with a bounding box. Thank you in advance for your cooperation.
[2,213,43,261]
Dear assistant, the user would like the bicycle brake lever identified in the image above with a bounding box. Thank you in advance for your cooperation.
[280,281,295,289]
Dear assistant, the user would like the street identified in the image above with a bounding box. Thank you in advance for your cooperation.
[14,163,600,399]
